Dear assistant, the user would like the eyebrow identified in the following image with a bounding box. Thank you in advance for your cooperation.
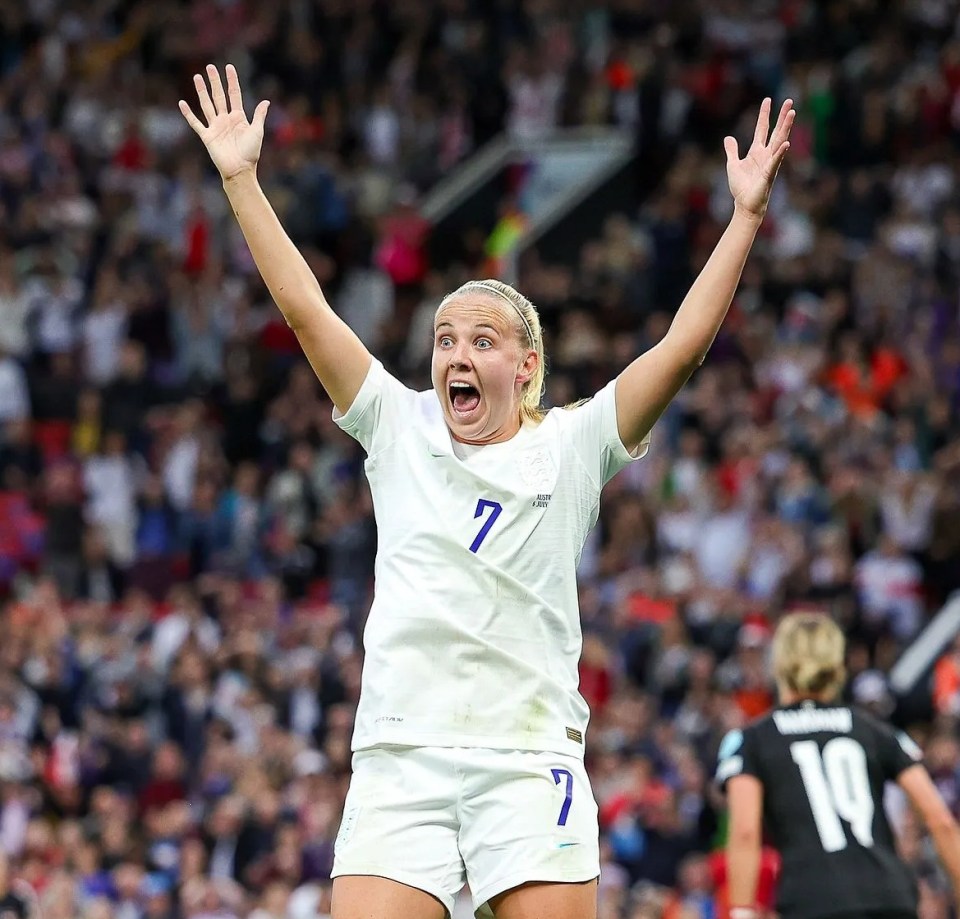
[435,322,501,335]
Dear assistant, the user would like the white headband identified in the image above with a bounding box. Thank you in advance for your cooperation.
[439,282,536,346]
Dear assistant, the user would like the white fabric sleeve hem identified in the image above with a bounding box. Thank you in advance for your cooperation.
[600,378,651,466]
[615,426,652,463]
[332,357,384,430]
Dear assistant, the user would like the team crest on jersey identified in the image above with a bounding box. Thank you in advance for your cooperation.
[517,448,556,490]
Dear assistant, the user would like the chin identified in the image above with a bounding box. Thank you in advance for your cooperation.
[447,414,487,440]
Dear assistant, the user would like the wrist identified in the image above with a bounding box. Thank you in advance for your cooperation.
[732,203,765,227]
[223,166,258,187]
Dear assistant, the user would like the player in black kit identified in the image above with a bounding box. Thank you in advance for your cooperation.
[716,612,960,919]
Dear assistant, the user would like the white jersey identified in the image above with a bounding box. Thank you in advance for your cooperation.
[334,359,648,756]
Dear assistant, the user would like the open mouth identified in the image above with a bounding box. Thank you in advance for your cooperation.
[449,381,481,416]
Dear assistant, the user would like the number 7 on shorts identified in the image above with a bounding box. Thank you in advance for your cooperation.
[551,768,573,826]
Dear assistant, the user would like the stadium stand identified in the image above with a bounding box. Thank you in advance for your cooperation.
[0,1,958,918]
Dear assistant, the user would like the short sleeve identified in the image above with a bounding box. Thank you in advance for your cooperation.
[562,379,650,487]
[333,358,418,457]
[716,727,763,787]
[875,722,924,780]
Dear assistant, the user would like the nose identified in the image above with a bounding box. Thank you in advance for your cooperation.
[449,342,472,368]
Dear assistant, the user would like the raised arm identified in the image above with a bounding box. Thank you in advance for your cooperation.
[614,98,795,451]
[179,64,371,414]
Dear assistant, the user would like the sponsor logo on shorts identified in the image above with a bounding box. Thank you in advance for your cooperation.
[565,727,583,743]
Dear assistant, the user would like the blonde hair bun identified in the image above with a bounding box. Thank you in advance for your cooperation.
[772,612,846,700]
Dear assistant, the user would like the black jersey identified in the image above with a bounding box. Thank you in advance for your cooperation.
[0,891,28,919]
[716,700,924,919]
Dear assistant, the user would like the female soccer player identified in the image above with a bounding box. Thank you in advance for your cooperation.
[718,612,960,919]
[180,64,793,919]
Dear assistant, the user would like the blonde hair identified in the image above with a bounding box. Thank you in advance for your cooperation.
[437,279,546,424]
[772,612,847,700]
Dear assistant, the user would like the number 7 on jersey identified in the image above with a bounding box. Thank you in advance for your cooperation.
[469,499,503,552]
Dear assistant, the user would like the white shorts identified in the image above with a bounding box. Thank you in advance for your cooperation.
[331,745,600,917]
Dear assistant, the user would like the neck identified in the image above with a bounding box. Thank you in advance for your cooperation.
[452,414,522,445]
[780,689,837,706]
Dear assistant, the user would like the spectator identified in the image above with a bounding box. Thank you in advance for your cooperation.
[933,636,960,719]
[0,350,30,425]
[0,257,31,360]
[0,3,957,917]
[83,431,141,568]
[82,269,128,387]
[854,533,924,642]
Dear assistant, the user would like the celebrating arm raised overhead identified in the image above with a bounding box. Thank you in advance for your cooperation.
[613,98,795,453]
[179,64,371,414]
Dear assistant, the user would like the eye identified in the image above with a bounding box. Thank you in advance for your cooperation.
[475,338,493,350]
[437,335,453,348]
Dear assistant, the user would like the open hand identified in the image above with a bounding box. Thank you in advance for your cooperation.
[725,98,795,221]
[179,64,269,181]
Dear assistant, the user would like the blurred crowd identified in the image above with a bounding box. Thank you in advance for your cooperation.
[1,1,960,918]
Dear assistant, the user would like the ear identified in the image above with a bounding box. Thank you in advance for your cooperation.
[516,348,539,386]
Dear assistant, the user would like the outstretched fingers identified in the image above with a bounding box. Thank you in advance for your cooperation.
[186,65,248,130]
[769,99,795,151]
[206,64,228,116]
[723,135,740,166]
[178,99,206,136]
[252,99,270,131]
[752,97,772,148]
[226,64,244,116]
[765,140,791,179]
[193,73,216,125]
